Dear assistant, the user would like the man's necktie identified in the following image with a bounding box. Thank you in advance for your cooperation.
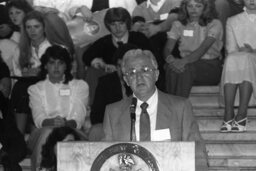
[117,41,124,48]
[140,102,150,141]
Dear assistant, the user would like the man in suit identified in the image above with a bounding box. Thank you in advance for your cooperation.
[102,49,208,171]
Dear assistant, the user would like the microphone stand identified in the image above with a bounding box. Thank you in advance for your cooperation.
[130,98,137,141]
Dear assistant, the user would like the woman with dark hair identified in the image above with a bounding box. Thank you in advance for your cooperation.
[164,0,223,97]
[27,44,89,171]
[83,7,152,105]
[40,126,81,171]
[39,44,74,84]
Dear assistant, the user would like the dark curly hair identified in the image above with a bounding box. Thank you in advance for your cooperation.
[104,7,132,32]
[178,0,218,26]
[40,126,81,170]
[40,44,73,84]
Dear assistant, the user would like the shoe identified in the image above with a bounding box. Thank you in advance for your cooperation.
[231,117,247,133]
[220,119,233,133]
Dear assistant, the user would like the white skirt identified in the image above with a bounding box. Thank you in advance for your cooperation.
[220,51,256,104]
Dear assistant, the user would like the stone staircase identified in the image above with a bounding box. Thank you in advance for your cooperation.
[190,86,256,171]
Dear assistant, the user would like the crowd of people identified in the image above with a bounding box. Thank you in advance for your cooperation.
[0,0,252,170]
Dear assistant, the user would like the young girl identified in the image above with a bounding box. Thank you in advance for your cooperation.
[7,0,33,32]
[164,0,223,97]
[220,0,256,133]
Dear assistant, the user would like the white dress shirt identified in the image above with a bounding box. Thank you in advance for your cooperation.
[28,78,89,129]
[134,88,158,141]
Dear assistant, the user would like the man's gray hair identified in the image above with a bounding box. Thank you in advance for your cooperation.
[121,49,158,73]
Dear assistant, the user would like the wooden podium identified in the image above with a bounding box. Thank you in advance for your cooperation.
[57,141,195,171]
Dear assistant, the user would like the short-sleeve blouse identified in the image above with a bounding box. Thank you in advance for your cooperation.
[167,19,223,60]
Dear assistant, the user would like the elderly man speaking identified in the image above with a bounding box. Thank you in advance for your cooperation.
[102,49,209,171]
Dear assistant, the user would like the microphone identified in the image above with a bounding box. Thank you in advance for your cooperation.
[130,97,137,121]
[130,97,137,141]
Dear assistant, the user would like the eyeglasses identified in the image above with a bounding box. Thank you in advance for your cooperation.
[124,66,155,78]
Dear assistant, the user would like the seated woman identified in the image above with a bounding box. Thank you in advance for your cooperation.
[220,0,256,133]
[83,7,152,105]
[164,0,223,98]
[40,126,81,171]
[27,45,89,171]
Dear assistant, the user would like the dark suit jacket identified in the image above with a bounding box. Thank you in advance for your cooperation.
[103,90,208,171]
[0,93,27,167]
[83,31,152,66]
[90,71,131,124]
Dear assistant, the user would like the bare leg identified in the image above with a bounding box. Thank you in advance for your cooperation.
[224,83,237,121]
[15,113,27,134]
[236,81,252,125]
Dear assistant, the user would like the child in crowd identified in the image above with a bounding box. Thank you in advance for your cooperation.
[220,0,256,133]
[7,0,33,33]
[27,45,89,171]
[164,0,223,97]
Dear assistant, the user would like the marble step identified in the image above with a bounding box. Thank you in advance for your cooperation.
[197,117,256,132]
[193,107,256,117]
[202,131,256,142]
[196,115,256,141]
[209,166,256,171]
[189,93,221,108]
[209,156,256,169]
[191,85,220,94]
[207,143,256,168]
[207,143,256,158]
[190,85,256,107]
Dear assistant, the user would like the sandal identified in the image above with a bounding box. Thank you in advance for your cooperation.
[231,117,247,133]
[220,119,233,133]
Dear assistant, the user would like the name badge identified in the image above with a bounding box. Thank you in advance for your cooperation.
[59,89,71,96]
[160,13,169,20]
[183,30,194,37]
[152,129,171,141]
